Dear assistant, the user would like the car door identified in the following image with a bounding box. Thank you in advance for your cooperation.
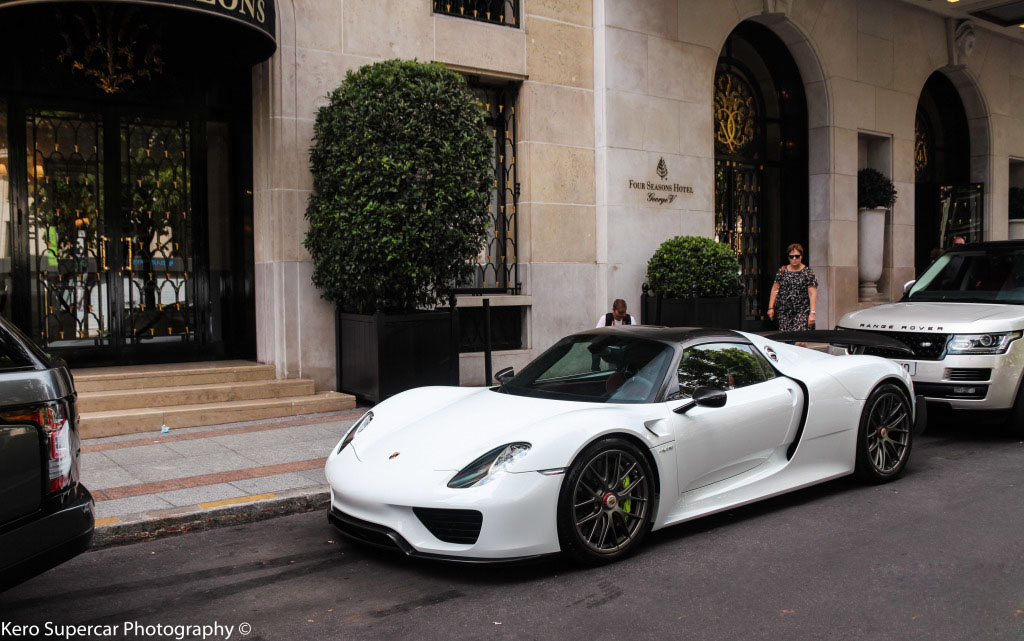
[667,342,802,494]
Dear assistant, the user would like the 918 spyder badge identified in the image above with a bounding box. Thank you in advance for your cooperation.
[389,452,400,460]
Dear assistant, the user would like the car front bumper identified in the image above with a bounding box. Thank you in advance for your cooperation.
[325,447,564,560]
[833,337,1024,411]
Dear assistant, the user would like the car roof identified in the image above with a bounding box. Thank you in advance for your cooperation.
[576,326,746,346]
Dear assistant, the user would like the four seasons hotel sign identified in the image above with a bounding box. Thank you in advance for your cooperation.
[626,157,693,205]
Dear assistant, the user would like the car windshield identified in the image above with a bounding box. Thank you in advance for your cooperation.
[498,334,675,403]
[906,247,1024,304]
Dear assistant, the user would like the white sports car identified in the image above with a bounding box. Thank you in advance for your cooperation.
[326,327,923,564]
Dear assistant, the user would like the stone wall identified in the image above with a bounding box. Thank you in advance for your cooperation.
[252,0,596,389]
[596,0,1024,330]
[252,0,1024,389]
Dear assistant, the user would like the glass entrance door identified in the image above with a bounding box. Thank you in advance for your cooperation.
[938,184,984,247]
[23,109,202,363]
[714,159,763,322]
[120,118,197,345]
[25,110,109,350]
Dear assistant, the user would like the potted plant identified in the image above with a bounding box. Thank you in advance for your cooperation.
[304,59,493,403]
[1009,187,1024,240]
[857,168,897,300]
[642,236,743,329]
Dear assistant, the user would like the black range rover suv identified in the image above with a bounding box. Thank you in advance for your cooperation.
[0,315,93,591]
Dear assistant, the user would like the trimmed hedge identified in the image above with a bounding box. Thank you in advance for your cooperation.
[646,236,742,299]
[304,59,493,313]
[857,168,897,209]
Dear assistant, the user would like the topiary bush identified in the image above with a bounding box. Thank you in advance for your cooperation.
[646,236,742,299]
[857,168,898,209]
[304,59,493,314]
[1009,187,1024,220]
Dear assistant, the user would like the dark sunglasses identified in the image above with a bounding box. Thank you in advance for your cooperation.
[788,254,802,259]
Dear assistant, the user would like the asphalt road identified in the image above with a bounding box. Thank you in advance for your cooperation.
[2,421,1023,641]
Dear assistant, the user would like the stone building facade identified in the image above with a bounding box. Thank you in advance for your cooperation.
[7,1,1017,389]
[252,0,1024,390]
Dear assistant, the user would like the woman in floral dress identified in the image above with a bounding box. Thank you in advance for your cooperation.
[767,243,818,332]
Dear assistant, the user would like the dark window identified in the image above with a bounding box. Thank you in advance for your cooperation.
[458,304,523,353]
[460,81,520,295]
[434,0,519,27]
[676,343,767,398]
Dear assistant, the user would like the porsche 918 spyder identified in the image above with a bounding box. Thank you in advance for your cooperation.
[326,327,923,564]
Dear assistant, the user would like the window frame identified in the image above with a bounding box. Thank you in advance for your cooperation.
[458,79,520,295]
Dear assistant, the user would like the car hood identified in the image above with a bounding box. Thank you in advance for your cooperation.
[838,302,1024,333]
[349,386,617,472]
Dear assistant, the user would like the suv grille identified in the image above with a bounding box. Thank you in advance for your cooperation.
[413,508,483,544]
[857,330,949,361]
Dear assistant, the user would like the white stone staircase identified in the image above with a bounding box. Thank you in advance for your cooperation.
[73,361,355,438]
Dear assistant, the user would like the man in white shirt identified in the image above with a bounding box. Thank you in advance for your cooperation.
[596,299,635,327]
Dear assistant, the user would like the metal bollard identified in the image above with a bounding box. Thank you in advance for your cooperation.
[483,298,493,384]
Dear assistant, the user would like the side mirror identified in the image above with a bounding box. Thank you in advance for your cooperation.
[673,386,728,414]
[903,279,916,295]
[494,366,515,384]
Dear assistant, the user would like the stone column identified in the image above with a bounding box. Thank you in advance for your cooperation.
[251,0,354,391]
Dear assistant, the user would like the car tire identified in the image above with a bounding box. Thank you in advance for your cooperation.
[556,437,655,565]
[854,383,914,483]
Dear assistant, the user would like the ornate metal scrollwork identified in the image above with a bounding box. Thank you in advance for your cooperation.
[57,5,164,95]
[915,114,929,178]
[714,71,758,155]
[459,83,519,294]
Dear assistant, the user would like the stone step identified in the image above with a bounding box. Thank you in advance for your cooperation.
[73,361,276,392]
[77,379,316,413]
[79,392,357,439]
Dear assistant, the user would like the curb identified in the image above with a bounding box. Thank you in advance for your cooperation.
[91,486,330,550]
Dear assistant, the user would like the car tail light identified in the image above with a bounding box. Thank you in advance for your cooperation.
[1,401,72,494]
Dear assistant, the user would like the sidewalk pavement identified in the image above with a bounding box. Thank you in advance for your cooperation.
[80,407,366,548]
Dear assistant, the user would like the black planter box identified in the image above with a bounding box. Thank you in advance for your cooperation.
[336,308,459,403]
[640,294,743,330]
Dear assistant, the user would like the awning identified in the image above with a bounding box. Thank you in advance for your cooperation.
[0,0,277,63]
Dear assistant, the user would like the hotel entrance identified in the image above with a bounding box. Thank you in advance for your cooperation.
[0,1,274,366]
[714,22,809,330]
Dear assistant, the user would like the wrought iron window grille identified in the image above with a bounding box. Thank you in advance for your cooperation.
[458,80,521,296]
[434,0,519,27]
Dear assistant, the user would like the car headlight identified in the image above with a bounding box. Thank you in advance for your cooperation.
[946,331,1022,355]
[336,411,374,454]
[447,442,531,489]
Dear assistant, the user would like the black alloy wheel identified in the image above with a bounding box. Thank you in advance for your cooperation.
[557,437,655,565]
[855,383,913,482]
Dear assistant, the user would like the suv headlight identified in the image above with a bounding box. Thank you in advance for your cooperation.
[448,442,531,488]
[946,331,1022,355]
[336,411,373,454]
